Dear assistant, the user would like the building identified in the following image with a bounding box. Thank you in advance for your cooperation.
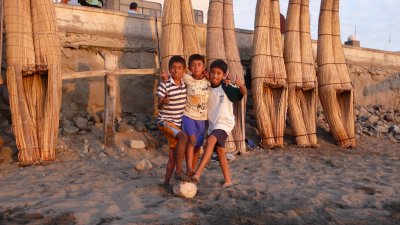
[62,0,209,23]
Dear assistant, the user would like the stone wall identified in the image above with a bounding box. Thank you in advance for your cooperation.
[55,4,400,114]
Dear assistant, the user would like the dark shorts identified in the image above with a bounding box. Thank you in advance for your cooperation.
[182,115,206,148]
[209,129,228,148]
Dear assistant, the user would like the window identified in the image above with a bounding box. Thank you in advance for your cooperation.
[194,10,204,24]
[139,7,161,17]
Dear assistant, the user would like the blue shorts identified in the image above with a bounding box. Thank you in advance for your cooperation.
[182,115,206,148]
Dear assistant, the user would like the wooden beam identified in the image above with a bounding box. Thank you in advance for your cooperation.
[62,68,159,80]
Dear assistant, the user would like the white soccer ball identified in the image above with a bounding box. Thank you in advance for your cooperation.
[173,181,198,198]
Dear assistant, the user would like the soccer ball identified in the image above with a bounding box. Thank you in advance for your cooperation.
[173,181,197,198]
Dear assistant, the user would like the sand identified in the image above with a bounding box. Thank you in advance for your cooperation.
[0,125,399,225]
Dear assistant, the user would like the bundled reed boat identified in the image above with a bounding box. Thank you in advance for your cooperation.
[284,0,318,147]
[207,0,246,153]
[160,0,201,72]
[317,0,355,148]
[4,0,62,163]
[251,0,288,149]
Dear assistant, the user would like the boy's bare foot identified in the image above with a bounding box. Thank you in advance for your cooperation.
[174,173,191,182]
[159,182,170,189]
[222,182,232,188]
[186,171,194,177]
[190,175,200,183]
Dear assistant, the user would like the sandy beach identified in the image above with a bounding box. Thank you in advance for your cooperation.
[0,124,399,225]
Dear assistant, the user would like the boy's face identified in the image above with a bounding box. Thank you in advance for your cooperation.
[210,67,225,86]
[189,60,205,77]
[169,62,186,80]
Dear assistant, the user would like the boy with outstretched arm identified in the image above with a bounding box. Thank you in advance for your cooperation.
[191,59,247,188]
[157,56,188,185]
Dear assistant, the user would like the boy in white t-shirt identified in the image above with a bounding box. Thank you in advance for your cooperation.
[191,59,247,188]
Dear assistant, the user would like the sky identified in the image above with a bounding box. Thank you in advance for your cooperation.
[64,0,399,52]
[233,0,400,52]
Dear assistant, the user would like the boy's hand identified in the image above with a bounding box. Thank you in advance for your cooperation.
[235,79,244,87]
[203,70,210,80]
[224,71,230,80]
[160,71,169,83]
[235,79,248,95]
[158,93,170,109]
[161,94,170,104]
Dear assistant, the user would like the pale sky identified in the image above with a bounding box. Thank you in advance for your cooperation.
[64,0,399,52]
[233,0,400,52]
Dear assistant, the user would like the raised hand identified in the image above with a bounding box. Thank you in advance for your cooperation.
[160,71,169,83]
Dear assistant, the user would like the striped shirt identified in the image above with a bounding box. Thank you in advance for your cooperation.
[157,77,187,127]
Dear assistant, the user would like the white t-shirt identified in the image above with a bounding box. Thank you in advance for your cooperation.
[207,83,243,134]
[182,74,210,121]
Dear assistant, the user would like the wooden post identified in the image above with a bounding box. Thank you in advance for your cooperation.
[102,53,118,146]
[0,0,3,85]
[103,72,117,146]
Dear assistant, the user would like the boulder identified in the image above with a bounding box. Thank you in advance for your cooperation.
[63,126,79,135]
[117,122,130,133]
[374,125,389,133]
[389,125,400,135]
[0,146,17,163]
[129,140,146,149]
[73,116,88,129]
[134,121,147,133]
[368,115,379,124]
[134,159,153,171]
[173,181,197,198]
[245,124,259,137]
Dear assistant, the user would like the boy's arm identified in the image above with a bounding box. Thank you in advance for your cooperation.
[157,83,169,109]
[235,79,248,96]
[222,82,246,103]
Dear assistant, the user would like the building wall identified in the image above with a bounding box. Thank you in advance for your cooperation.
[54,4,400,114]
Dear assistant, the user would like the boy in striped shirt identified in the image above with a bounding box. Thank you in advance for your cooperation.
[157,56,188,185]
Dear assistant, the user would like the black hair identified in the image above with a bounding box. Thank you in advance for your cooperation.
[210,59,228,74]
[168,56,186,69]
[188,54,205,66]
[130,2,138,10]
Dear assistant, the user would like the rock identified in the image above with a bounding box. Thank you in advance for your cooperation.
[368,115,379,124]
[134,121,147,133]
[73,116,88,129]
[383,114,395,122]
[63,126,79,135]
[374,125,389,133]
[395,135,400,141]
[0,146,17,163]
[173,181,197,198]
[99,152,107,157]
[134,159,153,171]
[355,125,363,135]
[145,122,158,131]
[129,140,146,149]
[245,124,259,137]
[91,114,102,123]
[389,125,400,135]
[61,118,73,128]
[359,107,369,117]
[362,130,374,137]
[136,114,151,123]
[69,102,79,112]
[117,122,130,133]
[78,130,87,135]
